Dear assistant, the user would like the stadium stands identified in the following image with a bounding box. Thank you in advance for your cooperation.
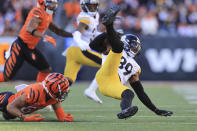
[1,0,197,37]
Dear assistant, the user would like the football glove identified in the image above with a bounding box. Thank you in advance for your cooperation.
[155,109,173,116]
[44,35,56,47]
[55,107,74,122]
[24,114,45,122]
[61,113,73,122]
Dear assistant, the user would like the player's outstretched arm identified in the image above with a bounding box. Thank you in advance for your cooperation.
[6,94,45,121]
[52,103,73,122]
[48,23,73,37]
[129,72,173,117]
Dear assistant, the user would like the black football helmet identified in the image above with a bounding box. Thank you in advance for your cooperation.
[120,34,141,57]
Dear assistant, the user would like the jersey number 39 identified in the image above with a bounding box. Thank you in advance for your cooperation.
[119,56,133,75]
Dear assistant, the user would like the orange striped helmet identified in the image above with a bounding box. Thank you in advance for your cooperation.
[43,73,69,102]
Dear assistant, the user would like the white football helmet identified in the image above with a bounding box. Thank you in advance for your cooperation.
[80,0,99,16]
[121,34,141,57]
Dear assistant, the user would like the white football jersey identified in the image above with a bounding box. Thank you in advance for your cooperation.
[76,12,100,49]
[102,51,141,85]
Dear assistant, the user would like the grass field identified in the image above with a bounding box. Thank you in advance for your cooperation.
[0,81,197,131]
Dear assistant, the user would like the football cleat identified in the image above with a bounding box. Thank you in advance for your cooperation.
[117,106,138,119]
[84,88,102,104]
[46,105,53,112]
[101,6,120,26]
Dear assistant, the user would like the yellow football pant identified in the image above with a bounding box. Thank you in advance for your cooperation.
[64,47,101,82]
[96,50,130,99]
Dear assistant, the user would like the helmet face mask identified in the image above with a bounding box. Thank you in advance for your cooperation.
[55,88,69,102]
[37,0,58,15]
[121,34,141,57]
[80,0,99,16]
[45,0,58,15]
[43,73,70,102]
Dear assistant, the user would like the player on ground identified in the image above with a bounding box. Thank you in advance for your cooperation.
[0,73,73,122]
[92,6,173,119]
[0,0,72,83]
[63,0,102,104]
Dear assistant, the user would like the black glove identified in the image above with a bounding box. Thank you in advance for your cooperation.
[155,109,173,116]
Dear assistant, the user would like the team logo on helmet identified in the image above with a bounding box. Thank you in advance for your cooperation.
[121,34,141,57]
[43,73,69,102]
[80,0,99,16]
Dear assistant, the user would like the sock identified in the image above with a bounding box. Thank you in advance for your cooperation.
[87,78,98,92]
[120,89,134,110]
[106,24,123,53]
[36,72,50,82]
[0,72,5,82]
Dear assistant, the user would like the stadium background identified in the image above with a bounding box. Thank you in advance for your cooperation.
[0,0,197,81]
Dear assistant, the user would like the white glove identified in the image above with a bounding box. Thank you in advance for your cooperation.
[73,31,90,51]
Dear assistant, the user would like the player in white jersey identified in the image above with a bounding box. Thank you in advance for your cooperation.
[63,0,102,104]
[90,6,173,119]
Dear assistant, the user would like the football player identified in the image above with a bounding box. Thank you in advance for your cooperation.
[0,73,73,122]
[63,0,102,103]
[0,0,72,83]
[91,6,173,119]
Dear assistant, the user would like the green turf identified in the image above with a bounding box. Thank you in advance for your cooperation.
[0,82,197,131]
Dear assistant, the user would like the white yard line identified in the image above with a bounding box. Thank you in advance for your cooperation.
[173,86,197,105]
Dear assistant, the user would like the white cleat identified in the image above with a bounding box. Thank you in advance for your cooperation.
[46,105,53,112]
[84,88,103,104]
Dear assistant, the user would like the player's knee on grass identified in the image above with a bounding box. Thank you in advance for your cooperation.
[120,89,134,110]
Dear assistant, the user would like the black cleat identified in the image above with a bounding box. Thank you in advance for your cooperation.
[101,6,121,26]
[117,106,138,119]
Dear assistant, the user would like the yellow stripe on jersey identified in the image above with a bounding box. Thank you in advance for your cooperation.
[79,19,90,25]
[78,17,90,24]
[138,68,141,74]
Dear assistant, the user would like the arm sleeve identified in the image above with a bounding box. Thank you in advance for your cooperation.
[130,81,157,112]
[89,32,108,52]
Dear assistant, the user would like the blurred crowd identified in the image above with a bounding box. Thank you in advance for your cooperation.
[0,0,34,36]
[63,0,197,37]
[1,0,197,37]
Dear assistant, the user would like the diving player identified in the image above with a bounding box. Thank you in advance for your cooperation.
[0,73,73,122]
[92,6,173,119]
